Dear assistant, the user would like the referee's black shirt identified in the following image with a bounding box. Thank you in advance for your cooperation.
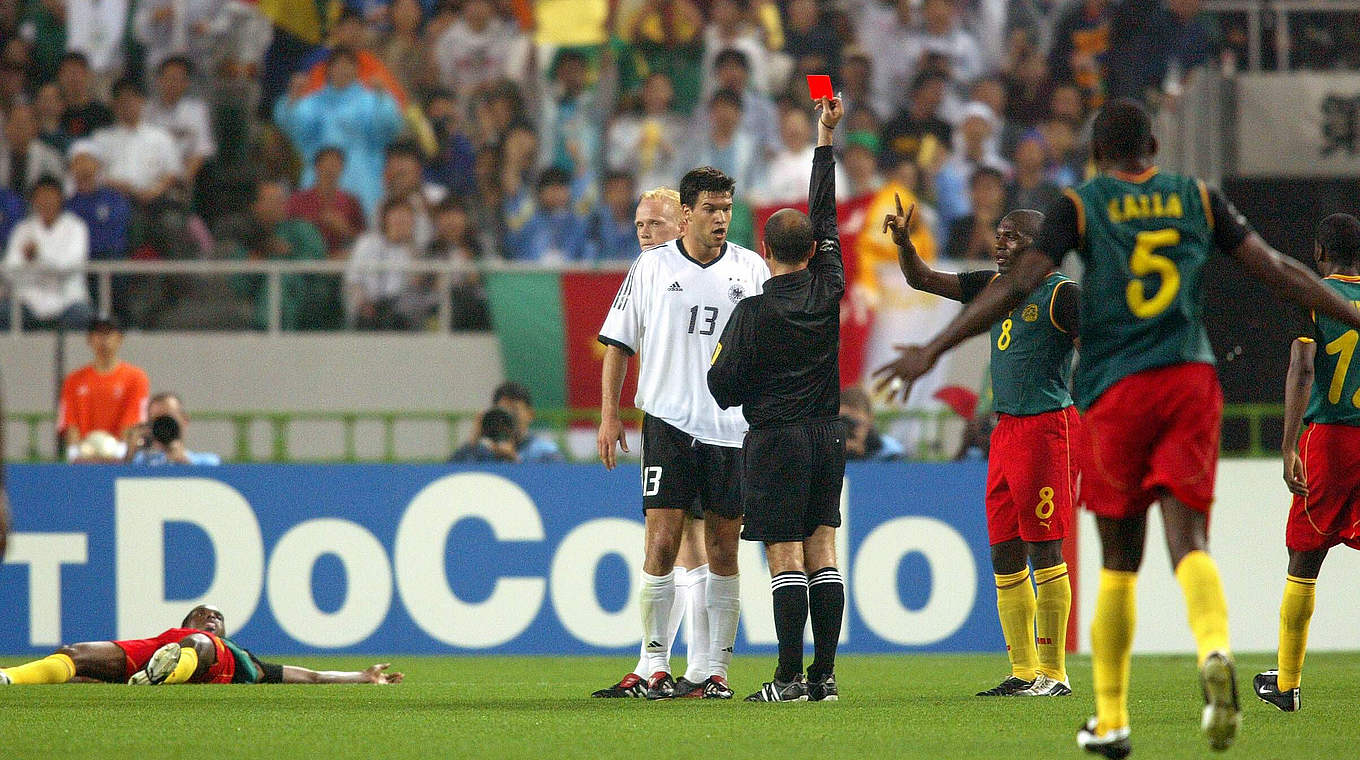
[707,145,843,428]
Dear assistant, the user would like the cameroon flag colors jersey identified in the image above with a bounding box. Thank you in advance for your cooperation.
[1063,169,1221,408]
[962,270,1077,416]
[1304,275,1360,426]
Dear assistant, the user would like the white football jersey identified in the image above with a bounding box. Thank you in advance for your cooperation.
[599,239,769,446]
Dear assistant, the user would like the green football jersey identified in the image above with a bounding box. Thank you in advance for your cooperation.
[1304,275,1360,426]
[986,272,1077,416]
[1067,169,1218,409]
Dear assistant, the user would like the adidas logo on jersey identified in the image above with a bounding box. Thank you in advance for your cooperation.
[667,282,683,292]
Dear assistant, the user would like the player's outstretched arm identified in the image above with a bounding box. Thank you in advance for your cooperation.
[1233,234,1360,331]
[885,194,963,301]
[1282,337,1316,497]
[873,247,1049,402]
[598,344,631,470]
[281,663,403,684]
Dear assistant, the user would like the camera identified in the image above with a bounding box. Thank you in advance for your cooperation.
[150,414,182,446]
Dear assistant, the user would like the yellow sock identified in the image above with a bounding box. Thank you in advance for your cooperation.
[1277,575,1316,691]
[1033,562,1071,682]
[162,646,199,685]
[2,653,76,684]
[1092,569,1137,735]
[1174,550,1232,665]
[994,568,1038,681]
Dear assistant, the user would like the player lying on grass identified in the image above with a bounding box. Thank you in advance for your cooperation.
[1255,213,1360,713]
[887,199,1079,698]
[0,604,403,686]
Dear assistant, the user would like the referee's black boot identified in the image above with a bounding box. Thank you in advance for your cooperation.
[744,674,808,702]
[808,672,838,702]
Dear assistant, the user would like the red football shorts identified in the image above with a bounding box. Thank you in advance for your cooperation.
[1287,422,1360,552]
[113,627,236,683]
[985,406,1081,545]
[1082,362,1222,519]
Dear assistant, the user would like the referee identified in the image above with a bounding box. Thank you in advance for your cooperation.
[708,95,845,702]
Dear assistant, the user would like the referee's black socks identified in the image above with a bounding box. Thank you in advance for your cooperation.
[770,571,809,682]
[807,566,844,682]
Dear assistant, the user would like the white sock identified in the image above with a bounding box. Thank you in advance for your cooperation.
[639,570,676,675]
[683,565,711,683]
[634,565,689,677]
[706,571,740,679]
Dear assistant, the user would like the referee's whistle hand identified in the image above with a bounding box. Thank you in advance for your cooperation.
[598,417,629,470]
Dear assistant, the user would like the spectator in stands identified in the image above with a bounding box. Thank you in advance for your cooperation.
[911,0,983,84]
[1038,117,1083,188]
[0,184,25,250]
[228,179,329,331]
[701,0,773,98]
[857,0,920,119]
[783,0,841,81]
[880,71,953,172]
[843,131,884,199]
[449,407,520,463]
[679,89,762,195]
[144,57,216,192]
[1006,133,1061,213]
[503,167,589,263]
[375,0,429,98]
[0,102,65,194]
[346,197,417,330]
[382,141,444,251]
[605,72,685,192]
[33,83,70,155]
[859,158,937,307]
[1048,83,1086,128]
[433,0,523,101]
[841,386,905,462]
[56,53,113,139]
[274,46,403,216]
[66,141,132,313]
[492,381,564,463]
[286,147,366,260]
[127,392,222,466]
[1002,32,1052,129]
[1105,0,1216,105]
[944,166,1006,262]
[2,175,91,329]
[755,106,846,205]
[133,0,248,78]
[299,8,410,109]
[837,46,874,123]
[1048,0,1111,104]
[91,78,184,208]
[934,102,1009,232]
[66,0,129,96]
[423,89,477,197]
[539,48,611,178]
[18,0,67,89]
[703,49,778,158]
[625,0,705,114]
[587,170,639,261]
[58,313,149,461]
[416,197,489,330]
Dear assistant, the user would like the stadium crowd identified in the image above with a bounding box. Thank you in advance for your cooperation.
[0,0,1257,332]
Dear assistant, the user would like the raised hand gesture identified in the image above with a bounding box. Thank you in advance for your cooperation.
[363,663,404,684]
[882,193,916,251]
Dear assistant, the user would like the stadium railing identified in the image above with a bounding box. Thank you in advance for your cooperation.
[4,404,1283,463]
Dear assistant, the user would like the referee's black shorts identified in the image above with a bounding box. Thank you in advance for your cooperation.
[640,414,743,520]
[741,417,846,543]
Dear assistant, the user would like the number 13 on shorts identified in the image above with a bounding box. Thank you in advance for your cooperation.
[643,466,663,497]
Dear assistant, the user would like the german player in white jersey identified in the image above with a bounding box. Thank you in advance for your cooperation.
[598,166,769,699]
[591,187,718,698]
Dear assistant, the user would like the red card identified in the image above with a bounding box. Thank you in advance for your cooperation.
[806,74,833,101]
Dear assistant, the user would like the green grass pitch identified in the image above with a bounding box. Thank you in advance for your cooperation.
[3,652,1357,759]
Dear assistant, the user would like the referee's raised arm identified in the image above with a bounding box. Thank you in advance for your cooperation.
[809,97,844,297]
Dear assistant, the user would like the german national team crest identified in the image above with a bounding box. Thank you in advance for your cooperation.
[1022,304,1039,322]
[728,283,746,303]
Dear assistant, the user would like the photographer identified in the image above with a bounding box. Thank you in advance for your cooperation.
[449,408,520,464]
[128,392,221,466]
[840,387,905,462]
